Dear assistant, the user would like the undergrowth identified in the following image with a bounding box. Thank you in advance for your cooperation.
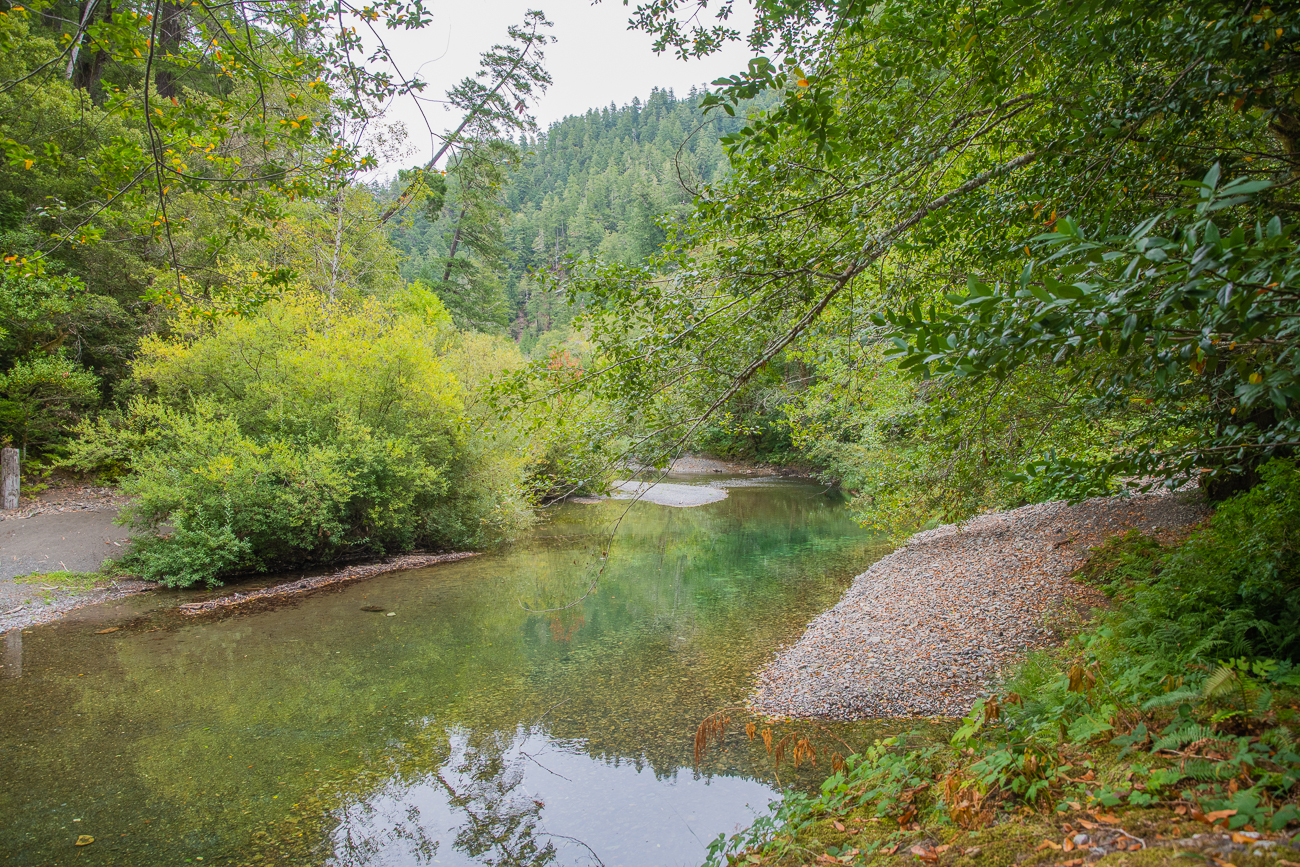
[704,460,1300,866]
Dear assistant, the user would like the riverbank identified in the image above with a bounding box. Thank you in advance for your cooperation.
[711,472,1300,866]
[751,491,1207,720]
[0,481,483,630]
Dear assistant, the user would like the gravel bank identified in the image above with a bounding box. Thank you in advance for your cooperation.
[750,492,1207,720]
[610,480,730,507]
[0,579,155,633]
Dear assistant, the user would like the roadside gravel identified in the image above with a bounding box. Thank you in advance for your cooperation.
[750,492,1208,720]
[0,482,129,520]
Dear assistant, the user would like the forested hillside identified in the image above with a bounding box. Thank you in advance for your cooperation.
[386,87,772,348]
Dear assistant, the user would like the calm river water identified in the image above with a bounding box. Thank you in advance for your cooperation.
[1,476,896,867]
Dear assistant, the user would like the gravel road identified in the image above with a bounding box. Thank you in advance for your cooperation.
[1,484,143,632]
[750,492,1207,720]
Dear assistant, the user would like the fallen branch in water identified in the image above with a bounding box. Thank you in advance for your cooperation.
[176,552,479,615]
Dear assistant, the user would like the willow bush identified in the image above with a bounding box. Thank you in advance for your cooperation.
[70,293,538,587]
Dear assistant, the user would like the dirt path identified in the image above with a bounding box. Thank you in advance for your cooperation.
[1,484,142,631]
[1,509,132,581]
[749,491,1207,720]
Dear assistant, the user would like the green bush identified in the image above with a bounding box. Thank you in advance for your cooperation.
[1122,459,1300,664]
[1074,528,1164,597]
[515,347,617,501]
[0,350,99,453]
[696,408,797,465]
[69,293,536,587]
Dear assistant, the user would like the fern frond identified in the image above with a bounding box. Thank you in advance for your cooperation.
[1141,688,1201,711]
[1254,688,1274,716]
[1152,724,1216,753]
[1203,665,1239,699]
[1181,759,1229,781]
[1260,726,1296,752]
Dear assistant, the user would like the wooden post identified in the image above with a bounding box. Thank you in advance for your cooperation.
[1,447,18,510]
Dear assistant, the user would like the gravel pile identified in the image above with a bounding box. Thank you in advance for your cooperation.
[750,492,1208,720]
[610,480,730,507]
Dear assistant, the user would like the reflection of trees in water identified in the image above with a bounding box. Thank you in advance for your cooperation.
[330,725,615,867]
[333,794,442,865]
[440,727,558,867]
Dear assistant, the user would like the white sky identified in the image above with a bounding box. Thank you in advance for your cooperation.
[371,0,757,171]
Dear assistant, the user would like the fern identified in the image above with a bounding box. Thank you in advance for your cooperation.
[1152,723,1216,753]
[1141,688,1201,711]
[1254,688,1274,717]
[1181,759,1230,781]
[1202,665,1239,699]
[1260,726,1296,752]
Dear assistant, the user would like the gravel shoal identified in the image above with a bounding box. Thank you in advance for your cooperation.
[750,492,1207,721]
[610,480,729,507]
[1,580,155,633]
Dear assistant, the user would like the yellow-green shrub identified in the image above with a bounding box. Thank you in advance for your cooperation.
[71,293,535,586]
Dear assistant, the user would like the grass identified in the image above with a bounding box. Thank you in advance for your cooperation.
[13,565,123,604]
[15,569,107,591]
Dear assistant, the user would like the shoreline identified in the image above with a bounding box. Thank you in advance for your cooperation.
[175,551,480,617]
[749,491,1208,720]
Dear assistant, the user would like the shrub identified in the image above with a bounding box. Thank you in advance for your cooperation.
[489,344,617,502]
[1121,459,1300,664]
[70,293,535,587]
[0,350,99,453]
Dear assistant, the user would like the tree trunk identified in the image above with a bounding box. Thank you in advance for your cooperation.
[71,0,112,99]
[441,207,470,283]
[64,0,98,80]
[154,1,187,99]
[1269,109,1300,177]
[1,447,19,511]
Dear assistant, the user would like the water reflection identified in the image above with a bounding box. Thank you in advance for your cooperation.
[2,628,18,678]
[0,479,894,867]
[330,724,780,867]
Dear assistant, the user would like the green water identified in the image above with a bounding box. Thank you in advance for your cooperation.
[1,477,897,867]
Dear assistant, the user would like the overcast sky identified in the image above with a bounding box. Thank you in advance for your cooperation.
[370,0,757,172]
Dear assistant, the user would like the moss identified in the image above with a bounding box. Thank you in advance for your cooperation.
[14,569,105,590]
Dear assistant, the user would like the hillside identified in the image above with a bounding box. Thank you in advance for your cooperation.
[386,87,773,349]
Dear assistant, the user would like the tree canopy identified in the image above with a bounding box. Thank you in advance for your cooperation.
[541,0,1300,525]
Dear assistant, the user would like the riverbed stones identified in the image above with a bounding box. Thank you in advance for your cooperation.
[749,492,1207,720]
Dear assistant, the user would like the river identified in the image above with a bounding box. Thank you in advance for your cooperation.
[0,475,896,867]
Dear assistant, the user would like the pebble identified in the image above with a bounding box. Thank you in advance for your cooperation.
[749,492,1207,720]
